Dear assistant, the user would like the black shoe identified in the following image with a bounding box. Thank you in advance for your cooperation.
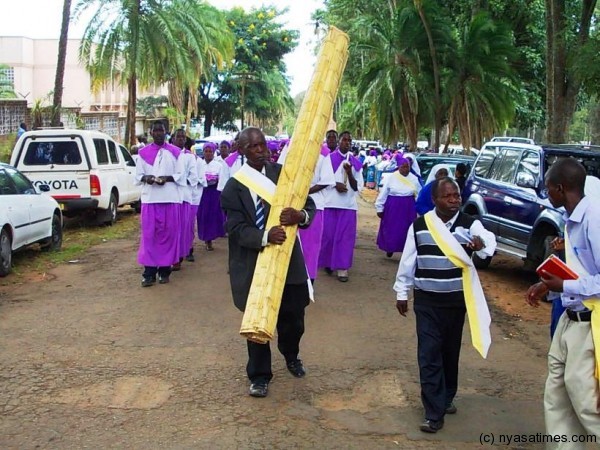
[186,253,195,262]
[172,262,181,271]
[141,277,155,287]
[324,267,333,275]
[445,402,457,414]
[158,275,170,284]
[386,252,393,258]
[249,382,268,397]
[420,419,444,433]
[286,359,306,378]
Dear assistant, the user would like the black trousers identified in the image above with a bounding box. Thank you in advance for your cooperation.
[246,283,310,383]
[414,303,466,422]
[142,266,172,279]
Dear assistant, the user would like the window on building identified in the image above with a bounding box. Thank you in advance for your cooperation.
[0,66,15,91]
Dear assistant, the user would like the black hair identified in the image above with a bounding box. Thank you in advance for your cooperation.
[326,129,338,137]
[455,163,467,175]
[431,176,459,199]
[546,157,586,194]
[151,120,165,131]
[339,130,352,138]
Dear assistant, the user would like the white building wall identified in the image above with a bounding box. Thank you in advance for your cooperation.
[0,36,167,112]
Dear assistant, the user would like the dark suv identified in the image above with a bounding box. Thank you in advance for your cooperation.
[462,141,600,269]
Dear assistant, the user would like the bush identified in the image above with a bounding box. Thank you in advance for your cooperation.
[0,134,16,163]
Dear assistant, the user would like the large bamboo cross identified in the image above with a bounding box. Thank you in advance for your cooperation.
[240,27,350,343]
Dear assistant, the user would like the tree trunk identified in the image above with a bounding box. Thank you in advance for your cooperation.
[416,2,442,151]
[545,0,597,143]
[51,0,71,127]
[203,106,213,137]
[590,100,600,145]
[125,75,137,147]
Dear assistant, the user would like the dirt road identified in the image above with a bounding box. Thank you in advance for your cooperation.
[0,198,555,449]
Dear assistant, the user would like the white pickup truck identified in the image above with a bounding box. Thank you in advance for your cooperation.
[10,129,141,225]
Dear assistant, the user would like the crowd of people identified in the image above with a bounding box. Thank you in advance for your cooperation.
[134,123,599,443]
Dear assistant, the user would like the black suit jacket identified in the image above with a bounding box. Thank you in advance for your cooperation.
[220,162,316,311]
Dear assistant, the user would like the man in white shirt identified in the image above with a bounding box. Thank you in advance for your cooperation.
[135,121,186,286]
[394,177,496,433]
[318,131,364,282]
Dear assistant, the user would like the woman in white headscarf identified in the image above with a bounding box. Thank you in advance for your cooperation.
[416,164,452,215]
[404,153,423,185]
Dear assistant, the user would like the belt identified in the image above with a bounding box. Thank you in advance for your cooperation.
[566,309,592,322]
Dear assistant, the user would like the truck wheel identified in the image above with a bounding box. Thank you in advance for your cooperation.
[41,213,63,252]
[100,193,118,226]
[0,229,12,277]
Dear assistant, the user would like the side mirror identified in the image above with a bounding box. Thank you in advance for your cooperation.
[516,173,536,189]
[38,184,50,192]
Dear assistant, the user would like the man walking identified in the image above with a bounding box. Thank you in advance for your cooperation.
[394,177,496,433]
[135,121,185,286]
[220,127,315,398]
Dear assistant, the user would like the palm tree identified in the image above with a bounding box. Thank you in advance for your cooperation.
[353,2,431,148]
[444,13,519,150]
[51,0,72,127]
[75,0,233,145]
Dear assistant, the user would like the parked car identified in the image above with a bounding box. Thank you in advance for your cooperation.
[10,129,141,225]
[462,141,600,269]
[378,153,475,188]
[0,163,63,276]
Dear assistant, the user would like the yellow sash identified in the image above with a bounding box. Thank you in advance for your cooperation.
[394,171,418,198]
[424,211,492,358]
[232,163,314,301]
[233,164,275,203]
[564,231,600,379]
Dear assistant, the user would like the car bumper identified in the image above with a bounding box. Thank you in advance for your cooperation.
[55,198,99,212]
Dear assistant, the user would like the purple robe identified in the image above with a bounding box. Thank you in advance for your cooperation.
[318,208,357,270]
[299,209,324,279]
[376,195,416,253]
[178,202,193,258]
[329,150,363,173]
[138,203,181,266]
[197,184,226,241]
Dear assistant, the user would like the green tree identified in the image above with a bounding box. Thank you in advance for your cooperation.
[545,0,597,143]
[76,0,232,145]
[445,13,519,150]
[198,6,298,136]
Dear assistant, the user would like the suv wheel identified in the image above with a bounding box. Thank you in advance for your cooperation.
[473,252,492,269]
[0,229,12,277]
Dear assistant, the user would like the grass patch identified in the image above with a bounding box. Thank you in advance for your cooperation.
[0,134,16,163]
[3,208,140,284]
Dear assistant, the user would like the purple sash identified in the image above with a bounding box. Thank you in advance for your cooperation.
[139,143,181,165]
[330,150,363,173]
[224,151,239,168]
[320,144,330,157]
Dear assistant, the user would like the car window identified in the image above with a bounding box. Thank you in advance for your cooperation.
[490,148,521,183]
[0,169,17,195]
[23,141,82,165]
[94,139,109,165]
[107,140,120,164]
[5,167,36,194]
[515,151,540,186]
[473,146,499,178]
[119,146,136,165]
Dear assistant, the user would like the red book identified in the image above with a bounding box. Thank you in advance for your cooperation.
[536,254,579,280]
